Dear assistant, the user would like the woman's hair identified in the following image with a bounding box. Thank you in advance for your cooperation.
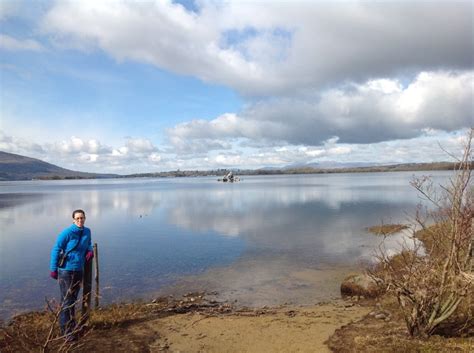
[72,209,86,219]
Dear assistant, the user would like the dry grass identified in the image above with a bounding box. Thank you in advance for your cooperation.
[372,131,473,337]
[0,299,169,352]
[0,292,227,352]
[368,223,474,337]
[366,224,409,235]
[328,295,474,353]
[415,223,455,259]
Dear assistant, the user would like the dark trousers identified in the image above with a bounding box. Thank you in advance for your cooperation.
[58,270,83,336]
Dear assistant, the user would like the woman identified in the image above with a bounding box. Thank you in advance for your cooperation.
[50,209,94,341]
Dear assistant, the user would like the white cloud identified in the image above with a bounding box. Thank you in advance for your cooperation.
[111,146,128,157]
[0,131,45,154]
[305,149,324,158]
[167,71,473,148]
[125,137,157,153]
[79,153,99,163]
[41,0,472,95]
[0,132,165,172]
[148,152,162,163]
[329,146,352,155]
[51,136,110,155]
[366,79,402,94]
[0,34,44,52]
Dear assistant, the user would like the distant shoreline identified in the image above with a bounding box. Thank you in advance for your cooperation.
[28,161,469,181]
[124,161,464,178]
[1,150,469,181]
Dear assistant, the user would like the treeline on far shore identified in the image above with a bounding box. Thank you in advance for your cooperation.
[26,161,472,181]
[122,161,472,179]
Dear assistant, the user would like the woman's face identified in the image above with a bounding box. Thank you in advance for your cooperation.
[73,213,86,228]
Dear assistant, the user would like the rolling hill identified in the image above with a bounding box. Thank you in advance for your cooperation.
[0,151,118,181]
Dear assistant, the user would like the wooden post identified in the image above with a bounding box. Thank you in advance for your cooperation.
[93,243,100,308]
[466,217,473,272]
[81,255,93,324]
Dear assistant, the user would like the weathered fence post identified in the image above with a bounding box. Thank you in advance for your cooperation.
[467,216,473,273]
[93,242,100,308]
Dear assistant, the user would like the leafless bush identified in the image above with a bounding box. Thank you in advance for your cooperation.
[372,129,473,337]
[0,296,91,352]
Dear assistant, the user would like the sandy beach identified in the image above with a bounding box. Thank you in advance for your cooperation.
[2,284,472,352]
[131,300,369,353]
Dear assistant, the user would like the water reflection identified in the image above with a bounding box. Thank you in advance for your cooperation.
[0,172,451,319]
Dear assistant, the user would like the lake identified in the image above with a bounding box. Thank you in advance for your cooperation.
[0,171,452,320]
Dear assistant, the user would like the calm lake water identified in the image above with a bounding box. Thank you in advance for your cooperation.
[0,171,452,320]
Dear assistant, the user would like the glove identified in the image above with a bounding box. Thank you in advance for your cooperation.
[85,250,94,262]
[50,271,58,280]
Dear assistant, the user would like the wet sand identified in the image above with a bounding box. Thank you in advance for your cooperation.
[156,256,364,309]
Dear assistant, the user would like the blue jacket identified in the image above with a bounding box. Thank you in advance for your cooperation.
[50,224,93,272]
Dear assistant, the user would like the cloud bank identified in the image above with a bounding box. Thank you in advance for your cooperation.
[168,71,473,151]
[41,0,472,95]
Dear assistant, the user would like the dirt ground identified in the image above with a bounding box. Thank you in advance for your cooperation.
[0,295,370,353]
[132,300,369,353]
[2,292,473,352]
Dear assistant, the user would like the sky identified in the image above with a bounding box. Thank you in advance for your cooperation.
[0,0,472,174]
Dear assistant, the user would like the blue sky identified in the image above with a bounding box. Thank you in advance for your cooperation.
[0,1,472,174]
[2,47,241,143]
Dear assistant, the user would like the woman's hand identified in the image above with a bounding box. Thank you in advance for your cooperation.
[50,271,58,280]
[86,250,94,262]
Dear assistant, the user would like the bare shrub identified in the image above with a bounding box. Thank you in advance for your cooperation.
[0,296,91,353]
[372,129,473,337]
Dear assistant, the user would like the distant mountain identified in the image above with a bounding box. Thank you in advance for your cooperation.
[282,161,384,170]
[0,151,118,181]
